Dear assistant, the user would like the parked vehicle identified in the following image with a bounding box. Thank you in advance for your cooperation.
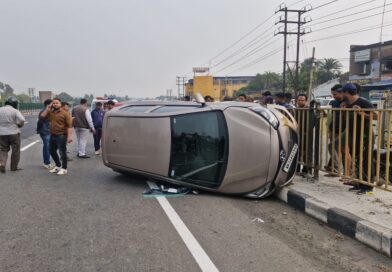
[101,100,299,198]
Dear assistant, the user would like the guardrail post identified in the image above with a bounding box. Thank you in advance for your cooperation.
[313,102,321,180]
[306,101,315,178]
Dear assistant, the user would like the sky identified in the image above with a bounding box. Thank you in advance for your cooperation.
[0,0,391,98]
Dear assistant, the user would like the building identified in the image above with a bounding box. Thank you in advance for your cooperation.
[185,75,256,101]
[349,40,392,101]
[38,91,54,103]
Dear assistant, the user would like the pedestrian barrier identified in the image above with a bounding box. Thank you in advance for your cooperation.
[294,105,392,192]
[0,102,41,115]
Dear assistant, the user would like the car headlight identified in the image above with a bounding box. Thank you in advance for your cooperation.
[250,106,279,129]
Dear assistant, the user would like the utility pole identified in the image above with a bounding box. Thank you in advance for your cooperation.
[275,3,311,96]
[308,47,316,100]
[176,76,187,98]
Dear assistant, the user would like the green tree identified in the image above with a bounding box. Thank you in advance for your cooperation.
[16,94,31,103]
[316,58,342,84]
[57,92,74,102]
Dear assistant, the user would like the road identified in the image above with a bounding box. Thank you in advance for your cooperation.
[0,118,391,272]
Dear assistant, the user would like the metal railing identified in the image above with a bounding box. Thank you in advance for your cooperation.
[0,102,42,114]
[294,104,392,192]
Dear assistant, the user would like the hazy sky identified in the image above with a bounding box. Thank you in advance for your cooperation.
[0,0,390,97]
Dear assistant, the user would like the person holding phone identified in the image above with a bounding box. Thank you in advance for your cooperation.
[39,98,73,175]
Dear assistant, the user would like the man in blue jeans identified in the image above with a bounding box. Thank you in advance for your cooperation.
[37,99,53,169]
[91,102,105,155]
[39,98,73,175]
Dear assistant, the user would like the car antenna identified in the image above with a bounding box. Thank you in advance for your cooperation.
[195,93,206,107]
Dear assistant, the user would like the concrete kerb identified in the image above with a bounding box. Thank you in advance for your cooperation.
[275,186,392,258]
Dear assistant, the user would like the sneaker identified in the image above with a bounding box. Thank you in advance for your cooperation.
[43,164,54,170]
[95,150,100,155]
[57,168,68,175]
[49,166,61,173]
[0,163,5,173]
[78,155,90,159]
[356,186,373,195]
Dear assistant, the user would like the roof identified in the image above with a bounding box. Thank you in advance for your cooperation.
[350,39,392,52]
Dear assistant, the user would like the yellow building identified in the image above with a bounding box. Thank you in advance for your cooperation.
[185,75,256,101]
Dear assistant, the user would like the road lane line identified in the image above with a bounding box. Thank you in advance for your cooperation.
[21,140,40,151]
[147,181,219,272]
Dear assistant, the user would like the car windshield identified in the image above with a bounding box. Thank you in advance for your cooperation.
[169,111,228,188]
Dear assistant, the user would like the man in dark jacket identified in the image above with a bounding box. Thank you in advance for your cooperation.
[90,102,105,155]
[37,99,53,169]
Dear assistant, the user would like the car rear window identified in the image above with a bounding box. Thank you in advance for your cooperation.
[169,111,228,188]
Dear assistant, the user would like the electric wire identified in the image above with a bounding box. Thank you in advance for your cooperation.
[311,9,392,32]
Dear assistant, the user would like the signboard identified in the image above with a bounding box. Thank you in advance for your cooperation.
[369,90,390,100]
[354,49,371,62]
[193,67,210,73]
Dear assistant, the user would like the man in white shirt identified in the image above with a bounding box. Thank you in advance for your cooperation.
[71,99,95,158]
[0,96,25,173]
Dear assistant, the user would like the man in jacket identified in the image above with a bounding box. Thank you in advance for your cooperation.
[90,102,105,155]
[40,98,73,175]
[72,99,95,158]
[0,96,25,173]
[37,99,53,169]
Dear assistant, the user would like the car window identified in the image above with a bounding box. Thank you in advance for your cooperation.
[169,111,228,188]
[120,106,155,112]
[153,106,199,113]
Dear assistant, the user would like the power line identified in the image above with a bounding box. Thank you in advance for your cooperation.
[311,0,339,11]
[311,0,381,22]
[312,9,392,32]
[210,28,276,69]
[212,37,282,74]
[308,2,392,26]
[226,46,284,75]
[380,0,387,43]
[307,21,392,43]
[208,14,275,63]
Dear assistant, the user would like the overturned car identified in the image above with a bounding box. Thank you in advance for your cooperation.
[101,100,298,198]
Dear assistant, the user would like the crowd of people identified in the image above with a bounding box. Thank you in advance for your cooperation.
[0,97,115,175]
[1,87,377,192]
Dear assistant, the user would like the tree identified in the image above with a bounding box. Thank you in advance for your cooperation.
[16,94,31,103]
[57,92,74,103]
[237,72,283,96]
[0,82,15,100]
[317,58,342,84]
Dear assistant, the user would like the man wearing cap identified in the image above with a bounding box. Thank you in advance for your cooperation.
[0,96,25,173]
[342,83,376,194]
[325,84,346,174]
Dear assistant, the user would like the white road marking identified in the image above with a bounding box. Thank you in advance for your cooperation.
[147,181,219,272]
[21,140,40,152]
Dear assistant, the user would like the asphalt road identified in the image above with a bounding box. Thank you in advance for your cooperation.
[1,127,392,271]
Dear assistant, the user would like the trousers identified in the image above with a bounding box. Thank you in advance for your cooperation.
[75,127,90,156]
[40,133,51,165]
[50,134,68,169]
[0,134,21,170]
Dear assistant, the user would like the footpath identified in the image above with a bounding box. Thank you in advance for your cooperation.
[276,173,392,258]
